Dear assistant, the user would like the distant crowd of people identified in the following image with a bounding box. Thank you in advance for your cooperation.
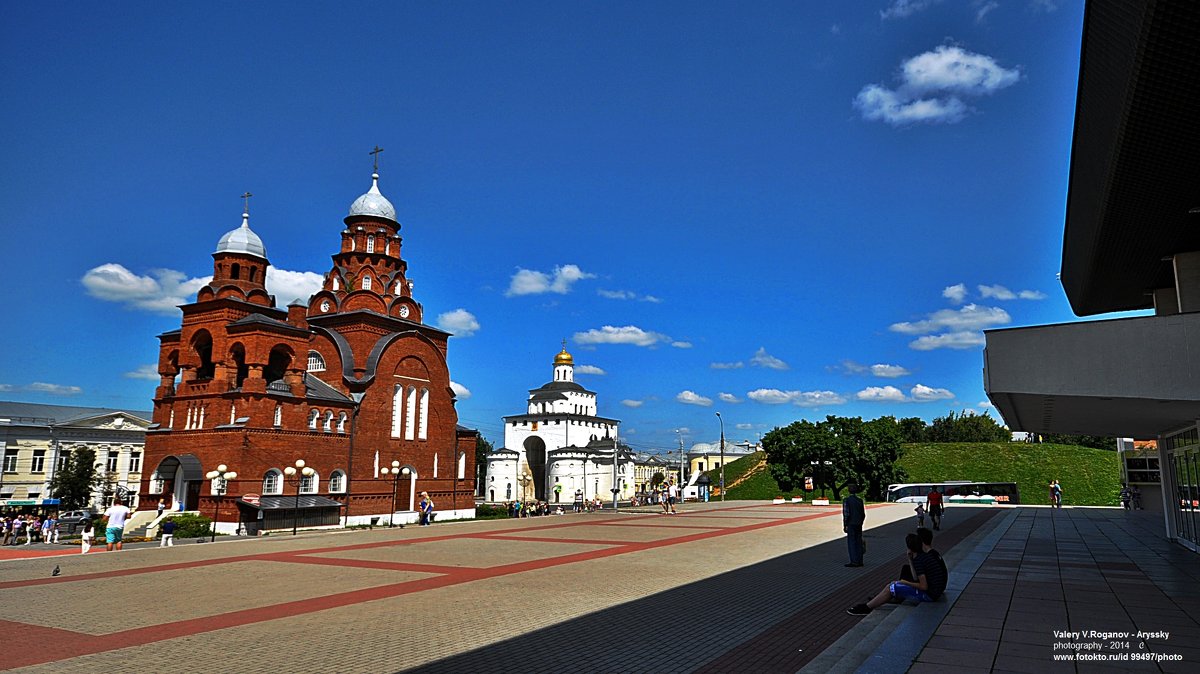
[0,514,60,546]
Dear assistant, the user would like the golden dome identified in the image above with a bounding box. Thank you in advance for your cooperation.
[554,342,574,366]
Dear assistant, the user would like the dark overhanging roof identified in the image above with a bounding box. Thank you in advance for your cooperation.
[1061,1,1200,316]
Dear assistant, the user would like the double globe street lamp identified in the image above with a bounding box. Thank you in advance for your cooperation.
[204,465,237,543]
[283,459,314,536]
[380,460,411,527]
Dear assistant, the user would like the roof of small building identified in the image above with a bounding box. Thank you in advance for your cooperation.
[529,380,591,395]
[214,212,267,259]
[0,401,151,426]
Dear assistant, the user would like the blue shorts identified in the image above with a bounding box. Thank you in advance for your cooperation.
[105,527,124,544]
[889,581,935,603]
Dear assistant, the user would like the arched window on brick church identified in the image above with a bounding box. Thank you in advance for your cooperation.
[301,470,318,494]
[307,350,326,372]
[192,330,215,380]
[404,386,417,441]
[337,412,347,433]
[264,346,292,384]
[249,265,257,282]
[323,410,334,432]
[231,262,241,280]
[263,469,282,495]
[197,405,206,429]
[391,384,403,438]
[362,275,372,291]
[433,453,439,478]
[385,240,392,256]
[308,409,319,430]
[367,235,375,253]
[458,452,467,480]
[274,405,282,427]
[329,470,345,493]
[418,388,429,440]
[395,280,404,294]
[332,277,340,291]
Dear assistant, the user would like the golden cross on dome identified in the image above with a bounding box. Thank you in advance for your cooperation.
[561,338,567,351]
[370,145,385,171]
[241,192,253,215]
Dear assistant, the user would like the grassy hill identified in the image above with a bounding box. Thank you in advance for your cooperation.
[898,442,1120,507]
[713,443,1121,506]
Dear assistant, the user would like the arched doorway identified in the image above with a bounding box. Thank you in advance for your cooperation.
[151,454,203,510]
[524,436,547,500]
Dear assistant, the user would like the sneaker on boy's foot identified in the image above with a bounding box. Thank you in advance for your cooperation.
[846,604,872,616]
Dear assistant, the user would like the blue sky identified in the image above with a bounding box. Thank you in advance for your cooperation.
[0,1,1096,453]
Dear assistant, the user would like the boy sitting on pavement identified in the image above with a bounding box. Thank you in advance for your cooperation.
[847,531,947,616]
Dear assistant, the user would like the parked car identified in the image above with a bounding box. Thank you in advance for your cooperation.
[58,510,97,524]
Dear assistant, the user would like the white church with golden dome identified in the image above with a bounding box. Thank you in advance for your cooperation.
[484,344,630,505]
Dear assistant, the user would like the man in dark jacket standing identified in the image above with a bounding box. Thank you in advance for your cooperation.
[843,484,865,567]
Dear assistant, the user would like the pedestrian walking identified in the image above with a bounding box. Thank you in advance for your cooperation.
[926,488,943,531]
[914,503,926,528]
[418,492,434,526]
[666,480,679,514]
[842,484,866,567]
[1052,480,1063,508]
[11,516,23,546]
[41,517,54,544]
[1120,484,1132,511]
[80,519,94,554]
[159,519,176,547]
[157,500,165,518]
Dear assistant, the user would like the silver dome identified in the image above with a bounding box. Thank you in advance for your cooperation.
[214,213,268,258]
[348,173,397,222]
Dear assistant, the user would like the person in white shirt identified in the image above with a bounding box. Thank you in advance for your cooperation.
[667,481,679,514]
[103,500,132,551]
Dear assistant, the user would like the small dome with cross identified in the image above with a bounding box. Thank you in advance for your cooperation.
[215,211,267,259]
[348,172,397,223]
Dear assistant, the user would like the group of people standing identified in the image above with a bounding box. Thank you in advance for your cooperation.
[0,514,59,545]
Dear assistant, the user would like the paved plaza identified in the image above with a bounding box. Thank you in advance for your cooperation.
[0,502,1195,673]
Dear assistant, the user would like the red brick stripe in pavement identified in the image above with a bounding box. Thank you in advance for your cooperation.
[692,508,1000,674]
[0,503,889,670]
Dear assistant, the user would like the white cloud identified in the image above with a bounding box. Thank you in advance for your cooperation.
[449,381,471,400]
[909,331,988,350]
[857,386,908,402]
[975,1,999,23]
[265,268,324,303]
[0,384,13,392]
[854,46,1020,126]
[598,289,662,303]
[943,283,967,304]
[750,347,789,370]
[830,24,841,35]
[574,325,671,347]
[890,304,1011,334]
[911,384,955,401]
[977,284,1016,300]
[123,364,160,381]
[871,364,911,378]
[575,365,606,375]
[676,390,714,407]
[736,423,754,430]
[881,0,943,19]
[83,263,325,314]
[621,399,644,408]
[1018,290,1047,300]
[979,400,995,408]
[1030,0,1058,12]
[28,382,82,396]
[436,308,480,337]
[747,389,847,407]
[506,264,594,296]
[710,361,745,370]
[718,392,742,404]
[671,341,693,349]
[82,264,210,314]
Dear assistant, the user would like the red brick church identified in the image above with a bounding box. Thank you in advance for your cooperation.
[139,160,477,532]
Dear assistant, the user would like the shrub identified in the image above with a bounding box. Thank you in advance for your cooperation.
[165,513,213,538]
[475,504,510,520]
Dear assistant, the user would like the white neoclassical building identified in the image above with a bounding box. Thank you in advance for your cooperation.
[484,345,633,504]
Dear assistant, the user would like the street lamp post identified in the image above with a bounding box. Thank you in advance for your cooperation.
[204,464,237,542]
[518,474,530,505]
[380,461,411,527]
[715,412,726,502]
[283,459,314,536]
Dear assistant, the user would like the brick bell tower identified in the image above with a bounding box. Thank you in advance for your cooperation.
[141,152,477,533]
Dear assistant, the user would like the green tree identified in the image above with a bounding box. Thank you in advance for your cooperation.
[1039,434,1114,450]
[650,472,665,487]
[763,416,907,501]
[897,417,927,443]
[49,447,101,510]
[927,410,1009,443]
[475,435,494,488]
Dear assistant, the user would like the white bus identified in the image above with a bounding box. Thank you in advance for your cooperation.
[886,481,1020,504]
